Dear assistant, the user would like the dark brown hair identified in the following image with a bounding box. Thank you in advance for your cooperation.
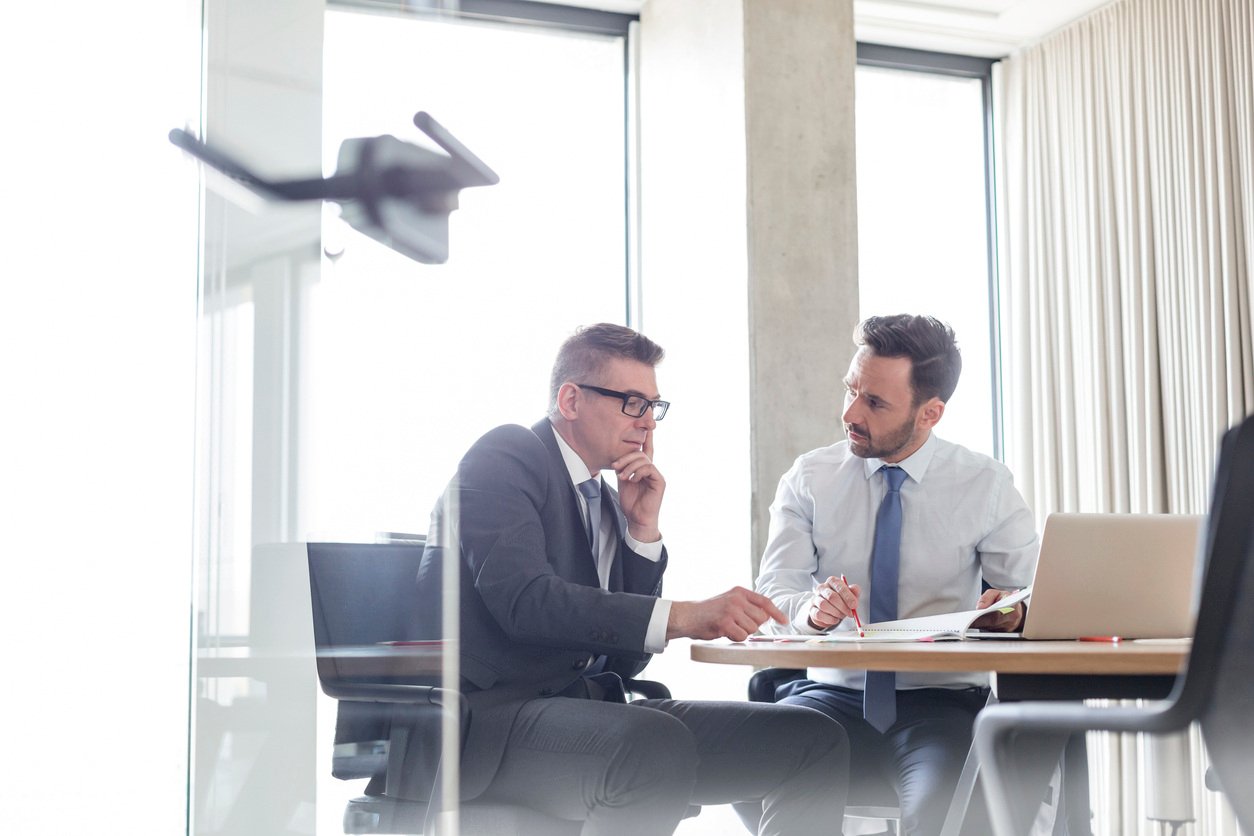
[855,314,962,404]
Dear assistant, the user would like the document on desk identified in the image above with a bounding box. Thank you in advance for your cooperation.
[811,586,1034,643]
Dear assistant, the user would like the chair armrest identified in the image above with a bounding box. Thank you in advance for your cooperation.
[321,681,465,713]
[975,700,1187,836]
[976,699,1184,741]
[748,668,806,703]
[625,678,671,700]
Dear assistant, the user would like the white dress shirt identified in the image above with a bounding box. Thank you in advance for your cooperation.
[551,424,671,653]
[756,432,1039,689]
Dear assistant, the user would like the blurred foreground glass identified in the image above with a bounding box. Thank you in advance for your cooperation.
[191,6,631,836]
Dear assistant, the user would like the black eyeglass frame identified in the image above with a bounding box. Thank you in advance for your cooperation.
[575,383,670,420]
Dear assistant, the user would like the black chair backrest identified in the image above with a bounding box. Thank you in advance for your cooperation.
[1188,416,1254,826]
[307,542,427,686]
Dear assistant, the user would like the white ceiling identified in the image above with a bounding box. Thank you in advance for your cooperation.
[568,0,1116,58]
[853,0,1115,57]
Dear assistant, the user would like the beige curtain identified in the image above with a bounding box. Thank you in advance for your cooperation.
[994,0,1253,833]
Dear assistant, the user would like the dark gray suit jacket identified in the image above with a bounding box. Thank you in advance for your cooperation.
[415,419,668,799]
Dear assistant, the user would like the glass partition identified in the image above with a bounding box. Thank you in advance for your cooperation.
[190,3,633,834]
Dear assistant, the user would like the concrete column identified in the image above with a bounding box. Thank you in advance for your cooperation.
[639,0,859,579]
[744,0,860,570]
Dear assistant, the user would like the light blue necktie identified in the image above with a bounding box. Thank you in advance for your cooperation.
[578,477,611,676]
[578,478,602,559]
[865,465,908,732]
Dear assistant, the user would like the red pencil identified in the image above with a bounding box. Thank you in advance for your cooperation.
[841,574,865,638]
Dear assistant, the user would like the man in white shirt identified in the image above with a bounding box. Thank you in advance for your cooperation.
[756,314,1038,836]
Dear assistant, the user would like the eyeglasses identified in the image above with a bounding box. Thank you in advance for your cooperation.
[576,384,670,420]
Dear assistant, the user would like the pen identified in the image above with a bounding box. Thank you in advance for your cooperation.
[840,574,865,638]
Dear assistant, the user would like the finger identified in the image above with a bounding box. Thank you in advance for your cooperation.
[611,451,642,473]
[818,586,853,618]
[612,453,660,484]
[809,603,838,629]
[814,594,848,622]
[832,578,859,610]
[736,609,763,635]
[745,591,788,624]
[745,600,785,627]
[976,589,1000,609]
[718,602,760,638]
[722,617,750,642]
[619,462,658,484]
[642,428,653,459]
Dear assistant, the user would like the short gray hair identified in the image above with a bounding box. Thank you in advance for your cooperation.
[548,323,665,415]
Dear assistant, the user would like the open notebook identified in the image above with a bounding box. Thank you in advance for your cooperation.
[811,586,1033,643]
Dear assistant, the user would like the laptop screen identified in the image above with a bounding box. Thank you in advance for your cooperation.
[1020,513,1203,640]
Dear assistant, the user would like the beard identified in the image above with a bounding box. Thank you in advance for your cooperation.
[846,413,918,461]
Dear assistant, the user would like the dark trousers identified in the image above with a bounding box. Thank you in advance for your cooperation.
[778,679,991,836]
[475,696,849,836]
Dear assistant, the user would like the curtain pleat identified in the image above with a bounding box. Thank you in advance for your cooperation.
[995,0,1253,832]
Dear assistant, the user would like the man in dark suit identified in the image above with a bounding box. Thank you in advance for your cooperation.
[414,323,849,835]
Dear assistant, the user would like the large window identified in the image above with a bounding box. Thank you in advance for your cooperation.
[308,7,633,541]
[855,46,1000,458]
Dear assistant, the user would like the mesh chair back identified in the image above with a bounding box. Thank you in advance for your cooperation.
[307,542,427,686]
[1192,418,1254,828]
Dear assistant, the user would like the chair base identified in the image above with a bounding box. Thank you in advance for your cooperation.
[344,794,586,835]
[344,795,425,834]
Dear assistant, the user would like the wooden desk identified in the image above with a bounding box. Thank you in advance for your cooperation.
[690,639,1188,699]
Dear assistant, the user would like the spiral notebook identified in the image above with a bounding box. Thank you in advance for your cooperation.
[810,586,1034,643]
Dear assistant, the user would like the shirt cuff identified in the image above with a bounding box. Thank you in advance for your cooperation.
[645,598,672,653]
[791,609,826,634]
[625,531,664,561]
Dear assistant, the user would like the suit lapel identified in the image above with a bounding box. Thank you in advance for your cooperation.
[530,419,602,584]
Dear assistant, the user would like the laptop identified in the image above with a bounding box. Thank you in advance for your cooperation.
[1016,512,1204,640]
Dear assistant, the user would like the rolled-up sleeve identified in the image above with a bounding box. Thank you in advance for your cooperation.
[976,473,1039,589]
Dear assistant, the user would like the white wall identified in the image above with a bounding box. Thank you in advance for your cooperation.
[0,3,200,834]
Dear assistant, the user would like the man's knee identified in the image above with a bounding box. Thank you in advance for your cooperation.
[769,703,850,767]
[601,709,699,804]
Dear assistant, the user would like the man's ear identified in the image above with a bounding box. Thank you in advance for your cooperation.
[555,382,581,420]
[917,397,945,430]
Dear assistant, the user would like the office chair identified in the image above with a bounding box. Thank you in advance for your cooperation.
[306,540,683,835]
[748,667,902,833]
[974,414,1254,835]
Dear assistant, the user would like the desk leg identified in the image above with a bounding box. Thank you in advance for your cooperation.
[940,735,982,836]
[939,691,997,836]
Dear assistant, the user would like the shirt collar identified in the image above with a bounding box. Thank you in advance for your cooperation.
[860,430,938,484]
[549,419,598,487]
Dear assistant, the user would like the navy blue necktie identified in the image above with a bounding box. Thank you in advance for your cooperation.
[578,478,602,561]
[865,465,908,732]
